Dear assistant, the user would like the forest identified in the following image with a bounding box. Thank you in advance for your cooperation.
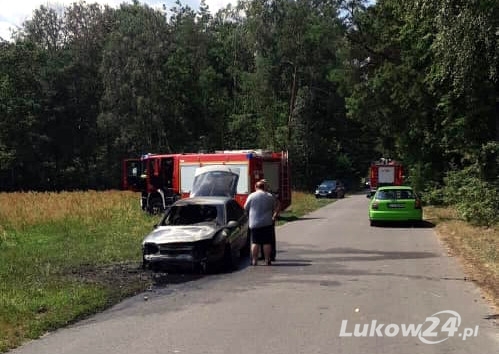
[0,0,497,222]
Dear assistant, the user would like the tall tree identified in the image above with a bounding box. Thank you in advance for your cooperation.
[0,42,47,189]
[99,1,172,186]
[418,0,498,177]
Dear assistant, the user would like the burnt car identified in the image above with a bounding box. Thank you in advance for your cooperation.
[142,165,249,272]
[142,196,249,272]
[314,180,345,199]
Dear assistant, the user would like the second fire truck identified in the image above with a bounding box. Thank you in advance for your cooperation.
[368,158,404,196]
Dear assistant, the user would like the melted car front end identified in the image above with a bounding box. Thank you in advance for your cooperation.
[143,239,224,269]
[142,224,228,270]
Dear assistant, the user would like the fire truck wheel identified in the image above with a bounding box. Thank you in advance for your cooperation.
[149,198,164,215]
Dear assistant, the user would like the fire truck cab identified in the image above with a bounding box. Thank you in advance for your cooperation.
[122,150,291,214]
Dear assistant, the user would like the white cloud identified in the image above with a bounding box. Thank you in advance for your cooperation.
[0,0,236,41]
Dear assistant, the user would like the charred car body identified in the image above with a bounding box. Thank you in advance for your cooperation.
[142,166,249,272]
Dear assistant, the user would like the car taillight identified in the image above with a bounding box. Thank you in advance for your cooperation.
[371,201,379,210]
[415,199,422,209]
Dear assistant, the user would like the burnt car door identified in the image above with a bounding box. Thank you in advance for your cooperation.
[225,199,247,251]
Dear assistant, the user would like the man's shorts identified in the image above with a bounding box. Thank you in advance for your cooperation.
[250,225,274,245]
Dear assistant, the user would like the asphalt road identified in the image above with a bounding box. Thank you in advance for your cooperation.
[11,194,499,354]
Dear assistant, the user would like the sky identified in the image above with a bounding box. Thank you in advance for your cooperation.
[0,0,233,41]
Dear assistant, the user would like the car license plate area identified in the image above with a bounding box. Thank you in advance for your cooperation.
[159,245,194,256]
[388,203,405,209]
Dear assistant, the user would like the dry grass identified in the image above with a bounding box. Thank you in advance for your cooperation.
[0,190,139,231]
[425,206,499,310]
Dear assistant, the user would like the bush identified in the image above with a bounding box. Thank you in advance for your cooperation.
[421,184,445,206]
[443,167,499,227]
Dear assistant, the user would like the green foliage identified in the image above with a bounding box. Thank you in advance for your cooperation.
[421,185,445,206]
[342,0,499,222]
[443,166,499,226]
[0,0,497,200]
[478,141,499,183]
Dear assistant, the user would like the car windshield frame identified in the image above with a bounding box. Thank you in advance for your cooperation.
[160,203,225,226]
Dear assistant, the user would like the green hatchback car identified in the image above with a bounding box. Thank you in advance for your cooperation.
[368,186,422,226]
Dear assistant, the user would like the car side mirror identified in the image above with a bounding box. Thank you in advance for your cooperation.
[226,220,238,228]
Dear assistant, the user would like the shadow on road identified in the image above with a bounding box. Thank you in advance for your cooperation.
[278,215,324,222]
[267,260,312,267]
[484,314,499,320]
[141,242,439,292]
[149,271,205,286]
[279,245,439,262]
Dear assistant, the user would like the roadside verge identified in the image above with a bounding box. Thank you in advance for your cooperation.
[425,206,499,312]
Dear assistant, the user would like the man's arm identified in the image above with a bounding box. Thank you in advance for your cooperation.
[244,193,252,212]
[272,196,281,221]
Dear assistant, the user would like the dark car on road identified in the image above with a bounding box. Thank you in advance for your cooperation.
[314,180,346,199]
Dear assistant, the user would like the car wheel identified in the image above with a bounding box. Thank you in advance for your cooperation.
[193,261,208,274]
[370,220,377,227]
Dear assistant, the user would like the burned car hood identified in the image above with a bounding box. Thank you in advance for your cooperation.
[190,165,239,198]
[142,224,219,244]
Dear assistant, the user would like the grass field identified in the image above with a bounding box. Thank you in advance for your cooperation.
[0,190,333,352]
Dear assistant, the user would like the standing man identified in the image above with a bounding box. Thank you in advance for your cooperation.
[258,184,280,261]
[244,180,279,266]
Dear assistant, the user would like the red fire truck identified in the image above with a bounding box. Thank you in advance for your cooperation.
[368,158,404,196]
[122,150,291,214]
